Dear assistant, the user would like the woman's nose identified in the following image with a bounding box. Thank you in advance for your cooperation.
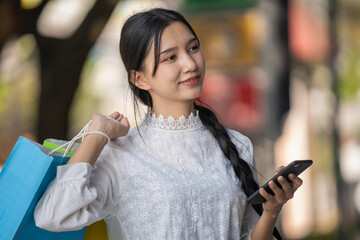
[181,53,197,72]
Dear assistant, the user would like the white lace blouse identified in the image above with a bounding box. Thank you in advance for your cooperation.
[34,113,260,240]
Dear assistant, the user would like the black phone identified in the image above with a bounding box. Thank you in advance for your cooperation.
[246,160,313,204]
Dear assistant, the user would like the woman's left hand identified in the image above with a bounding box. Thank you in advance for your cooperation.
[259,166,303,218]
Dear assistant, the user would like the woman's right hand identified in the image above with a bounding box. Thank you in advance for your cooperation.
[88,112,130,140]
[66,112,129,165]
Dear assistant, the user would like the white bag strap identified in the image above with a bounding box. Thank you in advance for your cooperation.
[48,120,110,157]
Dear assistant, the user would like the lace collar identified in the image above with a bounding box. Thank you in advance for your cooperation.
[141,111,203,131]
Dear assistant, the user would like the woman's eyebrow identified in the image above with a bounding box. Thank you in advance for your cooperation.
[160,47,177,56]
[159,37,198,56]
[187,37,198,45]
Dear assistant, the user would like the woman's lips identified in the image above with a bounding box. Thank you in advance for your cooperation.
[179,76,200,86]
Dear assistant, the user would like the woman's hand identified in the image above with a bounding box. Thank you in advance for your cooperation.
[88,112,130,140]
[259,166,303,218]
[66,112,129,165]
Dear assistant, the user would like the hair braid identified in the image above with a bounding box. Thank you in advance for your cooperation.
[119,7,282,239]
[195,104,282,240]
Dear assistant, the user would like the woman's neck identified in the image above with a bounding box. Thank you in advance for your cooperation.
[152,100,195,119]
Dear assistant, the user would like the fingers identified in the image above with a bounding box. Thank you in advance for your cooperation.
[269,180,288,204]
[289,173,303,190]
[116,114,124,122]
[261,174,303,205]
[104,112,126,124]
[90,112,130,138]
[276,176,293,200]
[93,112,126,124]
[109,113,130,129]
[261,173,304,217]
[109,112,130,137]
[109,111,120,119]
[108,112,130,127]
[120,115,130,128]
[259,188,274,202]
[275,165,285,173]
[259,183,287,205]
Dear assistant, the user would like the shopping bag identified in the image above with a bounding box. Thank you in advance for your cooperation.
[83,220,109,240]
[0,136,86,240]
[43,139,109,240]
[43,139,80,157]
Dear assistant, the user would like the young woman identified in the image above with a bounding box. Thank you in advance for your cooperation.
[35,8,303,240]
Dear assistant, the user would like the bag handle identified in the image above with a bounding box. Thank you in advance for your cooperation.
[48,120,110,157]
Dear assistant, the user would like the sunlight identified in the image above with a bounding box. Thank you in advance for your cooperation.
[37,0,96,39]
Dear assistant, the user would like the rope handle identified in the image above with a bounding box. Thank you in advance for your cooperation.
[48,120,110,157]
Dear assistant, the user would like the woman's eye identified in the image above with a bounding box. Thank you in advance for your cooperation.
[166,55,176,61]
[190,45,199,52]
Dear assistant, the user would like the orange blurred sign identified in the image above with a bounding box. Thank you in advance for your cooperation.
[187,11,264,69]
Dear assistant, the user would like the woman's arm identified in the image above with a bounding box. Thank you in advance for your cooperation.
[34,112,130,231]
[251,170,303,240]
[67,112,130,166]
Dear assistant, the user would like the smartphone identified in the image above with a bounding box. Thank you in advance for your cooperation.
[246,160,313,204]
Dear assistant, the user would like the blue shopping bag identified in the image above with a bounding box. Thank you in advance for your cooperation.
[0,136,86,240]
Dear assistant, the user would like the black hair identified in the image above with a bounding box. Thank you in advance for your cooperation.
[119,8,282,240]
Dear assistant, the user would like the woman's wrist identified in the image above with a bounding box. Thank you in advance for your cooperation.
[252,207,280,240]
[261,209,280,221]
[67,133,108,165]
[83,133,109,147]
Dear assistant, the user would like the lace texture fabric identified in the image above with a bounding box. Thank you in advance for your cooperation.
[142,111,203,131]
[34,112,261,240]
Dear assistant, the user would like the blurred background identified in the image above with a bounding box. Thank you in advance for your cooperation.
[0,0,359,239]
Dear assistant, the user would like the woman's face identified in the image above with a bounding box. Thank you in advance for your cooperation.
[137,21,206,108]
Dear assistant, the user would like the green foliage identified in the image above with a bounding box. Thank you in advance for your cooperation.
[338,49,360,100]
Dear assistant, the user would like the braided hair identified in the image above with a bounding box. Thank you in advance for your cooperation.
[195,103,282,239]
[119,8,282,240]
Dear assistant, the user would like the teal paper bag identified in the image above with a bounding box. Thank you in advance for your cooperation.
[0,136,85,240]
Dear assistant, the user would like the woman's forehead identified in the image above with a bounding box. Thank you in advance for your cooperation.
[159,22,196,49]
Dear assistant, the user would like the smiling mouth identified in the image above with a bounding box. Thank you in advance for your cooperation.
[180,75,201,85]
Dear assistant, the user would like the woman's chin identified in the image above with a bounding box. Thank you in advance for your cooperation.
[191,86,203,99]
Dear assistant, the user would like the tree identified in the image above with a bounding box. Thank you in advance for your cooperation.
[0,0,119,141]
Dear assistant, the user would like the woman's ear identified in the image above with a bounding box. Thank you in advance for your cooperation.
[129,70,150,90]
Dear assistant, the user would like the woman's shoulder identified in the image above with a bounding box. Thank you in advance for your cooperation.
[227,128,251,143]
[99,127,140,158]
[226,128,252,149]
[226,128,254,165]
[109,127,141,144]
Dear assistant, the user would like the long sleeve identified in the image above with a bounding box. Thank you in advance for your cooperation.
[227,129,262,239]
[240,202,261,240]
[34,147,120,232]
[33,115,271,239]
